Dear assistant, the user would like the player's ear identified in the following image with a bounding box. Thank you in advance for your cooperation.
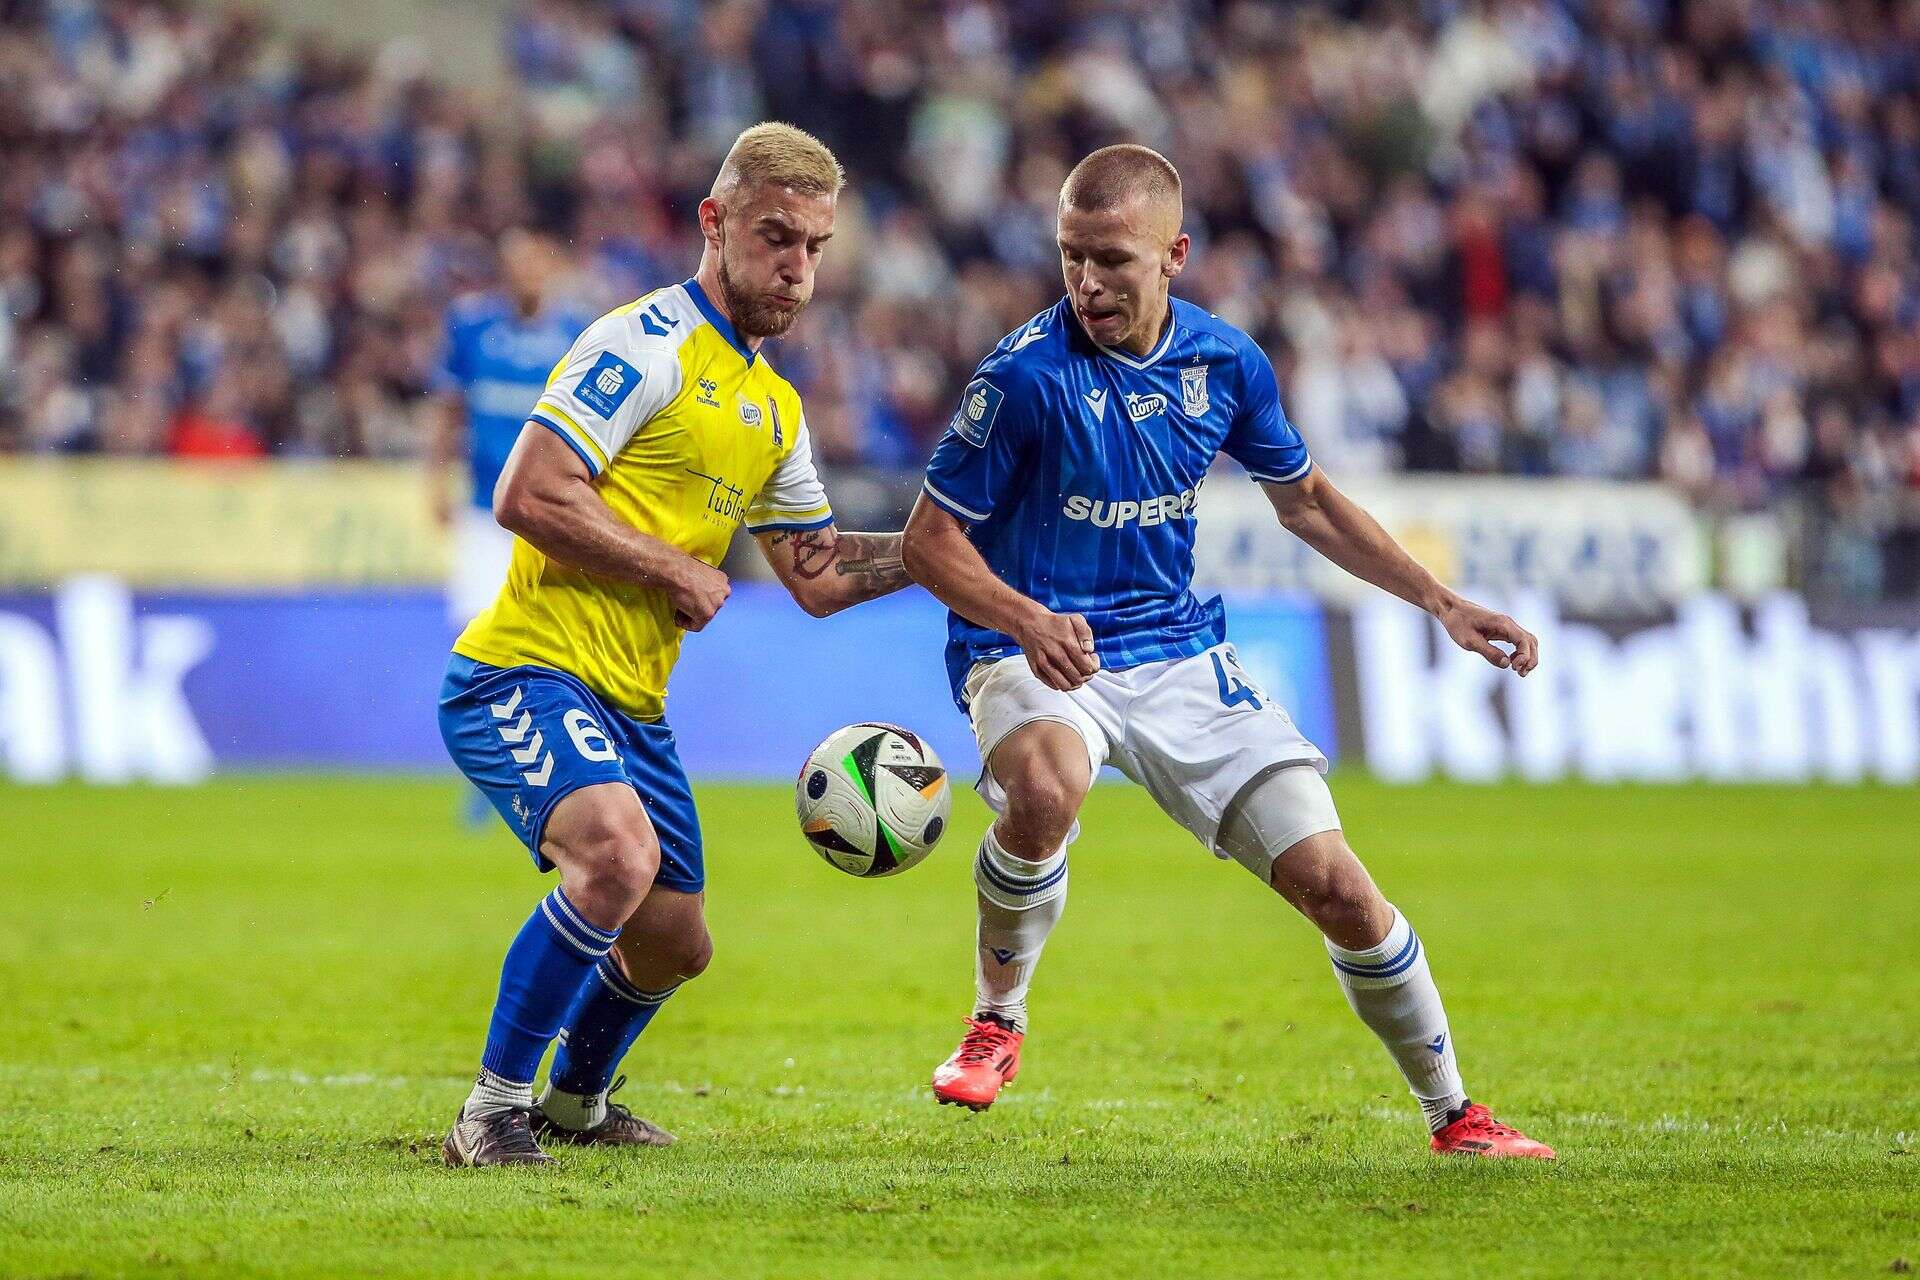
[698,196,726,250]
[1165,232,1190,279]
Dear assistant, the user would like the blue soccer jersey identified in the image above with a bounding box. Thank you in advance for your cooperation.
[435,294,591,509]
[922,297,1312,706]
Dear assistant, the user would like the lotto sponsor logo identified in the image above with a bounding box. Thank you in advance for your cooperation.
[1062,487,1200,529]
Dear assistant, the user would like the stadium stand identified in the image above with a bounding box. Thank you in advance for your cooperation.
[2,0,1918,588]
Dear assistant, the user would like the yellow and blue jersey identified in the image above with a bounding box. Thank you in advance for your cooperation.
[454,278,833,721]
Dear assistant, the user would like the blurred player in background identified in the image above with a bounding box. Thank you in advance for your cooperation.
[904,145,1554,1159]
[428,227,592,629]
[437,123,913,1167]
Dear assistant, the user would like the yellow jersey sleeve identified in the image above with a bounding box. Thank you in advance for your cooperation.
[529,307,684,474]
[744,415,834,533]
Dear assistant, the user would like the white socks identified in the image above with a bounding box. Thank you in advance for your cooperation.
[972,826,1068,1033]
[463,1066,533,1120]
[535,1080,605,1131]
[1325,907,1467,1133]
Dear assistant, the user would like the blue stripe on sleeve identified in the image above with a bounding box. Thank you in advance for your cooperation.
[529,414,603,476]
[746,513,836,533]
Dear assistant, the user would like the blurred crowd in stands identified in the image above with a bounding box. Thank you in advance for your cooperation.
[4,0,1920,582]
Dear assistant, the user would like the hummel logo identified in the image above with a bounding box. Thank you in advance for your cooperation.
[989,947,1015,965]
[1083,388,1107,423]
[1009,324,1047,352]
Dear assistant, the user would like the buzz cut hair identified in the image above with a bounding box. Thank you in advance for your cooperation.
[1060,143,1182,214]
[713,122,846,199]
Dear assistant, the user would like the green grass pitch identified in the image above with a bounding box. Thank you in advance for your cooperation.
[1,775,1914,1278]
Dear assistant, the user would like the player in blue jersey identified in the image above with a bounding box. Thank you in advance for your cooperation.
[904,145,1554,1159]
[429,227,594,627]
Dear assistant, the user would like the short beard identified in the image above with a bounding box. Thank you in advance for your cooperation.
[717,249,804,339]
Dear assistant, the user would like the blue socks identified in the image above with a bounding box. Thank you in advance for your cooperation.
[470,887,619,1113]
[543,955,678,1127]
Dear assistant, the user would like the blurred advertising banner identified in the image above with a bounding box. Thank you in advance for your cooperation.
[0,460,444,588]
[1195,474,1712,616]
[2,577,1912,788]
[1347,594,1920,784]
[0,580,1333,786]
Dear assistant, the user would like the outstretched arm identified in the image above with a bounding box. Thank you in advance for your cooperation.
[493,423,732,631]
[901,495,1098,691]
[1263,468,1539,674]
[754,525,911,618]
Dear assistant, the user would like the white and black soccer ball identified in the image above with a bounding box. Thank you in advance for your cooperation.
[796,723,952,877]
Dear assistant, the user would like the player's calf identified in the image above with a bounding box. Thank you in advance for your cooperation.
[452,786,665,1167]
[934,720,1089,1110]
[540,886,709,1143]
[973,721,1091,1027]
[1218,766,1554,1155]
[1216,768,1480,1137]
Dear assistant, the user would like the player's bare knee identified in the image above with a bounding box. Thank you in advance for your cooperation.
[595,834,660,904]
[1301,879,1380,944]
[560,818,660,917]
[1002,768,1082,857]
[1272,836,1389,945]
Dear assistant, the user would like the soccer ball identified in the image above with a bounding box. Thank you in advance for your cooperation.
[796,723,952,877]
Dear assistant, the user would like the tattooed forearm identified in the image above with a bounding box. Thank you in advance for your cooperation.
[774,528,839,581]
[830,533,909,595]
[764,527,909,612]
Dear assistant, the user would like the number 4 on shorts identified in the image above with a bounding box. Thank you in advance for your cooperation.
[1210,651,1262,710]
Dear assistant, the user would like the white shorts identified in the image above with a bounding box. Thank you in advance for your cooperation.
[448,505,517,627]
[964,642,1336,859]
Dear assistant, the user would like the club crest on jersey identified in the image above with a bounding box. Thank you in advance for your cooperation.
[767,399,784,447]
[574,352,639,419]
[1181,364,1210,417]
[952,377,1004,448]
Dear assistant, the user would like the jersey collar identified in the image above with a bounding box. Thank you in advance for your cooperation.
[1090,307,1177,371]
[682,277,758,365]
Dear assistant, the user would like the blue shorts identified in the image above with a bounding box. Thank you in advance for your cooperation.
[438,655,705,893]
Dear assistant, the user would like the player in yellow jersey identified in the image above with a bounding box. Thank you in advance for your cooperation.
[437,123,911,1166]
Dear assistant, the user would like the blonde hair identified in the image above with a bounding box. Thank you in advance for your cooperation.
[713,122,845,199]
